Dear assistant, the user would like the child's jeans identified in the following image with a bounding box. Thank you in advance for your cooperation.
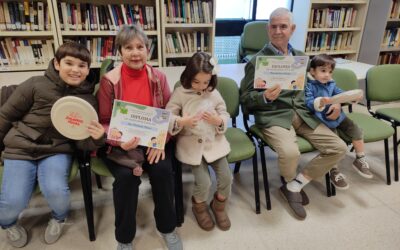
[0,154,72,228]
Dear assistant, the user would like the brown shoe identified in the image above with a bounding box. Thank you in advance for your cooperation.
[279,185,306,220]
[280,176,309,206]
[300,189,309,206]
[210,194,231,231]
[192,197,214,231]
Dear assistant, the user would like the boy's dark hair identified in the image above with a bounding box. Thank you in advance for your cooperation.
[310,54,336,70]
[55,42,91,67]
[115,25,149,53]
[180,52,218,91]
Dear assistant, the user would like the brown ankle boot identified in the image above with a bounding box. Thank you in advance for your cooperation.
[192,197,215,231]
[210,194,231,231]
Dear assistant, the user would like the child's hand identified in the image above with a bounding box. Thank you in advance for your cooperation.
[178,113,200,128]
[353,92,364,104]
[325,103,341,120]
[202,111,223,126]
[319,97,331,108]
[120,137,140,151]
[87,120,105,140]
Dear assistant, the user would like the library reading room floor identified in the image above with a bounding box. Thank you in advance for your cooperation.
[1,102,400,250]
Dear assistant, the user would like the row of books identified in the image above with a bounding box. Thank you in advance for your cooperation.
[164,0,213,24]
[0,1,51,31]
[382,28,400,48]
[379,52,400,64]
[57,2,156,31]
[0,38,54,66]
[305,32,354,52]
[389,0,400,19]
[309,7,358,29]
[64,37,158,63]
[165,31,209,54]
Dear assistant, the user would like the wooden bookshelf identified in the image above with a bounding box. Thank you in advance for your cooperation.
[52,0,162,68]
[0,0,58,72]
[160,0,216,66]
[378,0,400,64]
[292,0,369,61]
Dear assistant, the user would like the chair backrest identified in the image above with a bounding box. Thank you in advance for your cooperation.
[95,59,115,94]
[332,68,359,91]
[100,59,115,79]
[366,64,400,102]
[238,21,269,62]
[173,77,239,119]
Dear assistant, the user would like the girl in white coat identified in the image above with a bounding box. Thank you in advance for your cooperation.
[166,52,232,231]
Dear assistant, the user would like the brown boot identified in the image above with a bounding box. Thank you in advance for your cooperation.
[210,193,231,231]
[192,197,215,231]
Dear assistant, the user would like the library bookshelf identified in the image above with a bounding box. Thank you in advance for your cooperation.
[52,0,162,68]
[379,0,400,64]
[292,0,370,61]
[160,0,216,66]
[0,0,59,72]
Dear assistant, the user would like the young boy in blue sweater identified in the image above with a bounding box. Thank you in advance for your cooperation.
[304,54,372,190]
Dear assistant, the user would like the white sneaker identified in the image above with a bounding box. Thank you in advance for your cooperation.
[117,242,132,250]
[44,218,65,244]
[6,224,28,248]
[161,230,183,250]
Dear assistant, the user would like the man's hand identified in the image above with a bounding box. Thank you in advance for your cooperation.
[264,84,281,101]
[202,111,222,126]
[146,147,165,164]
[326,103,341,120]
[255,77,267,88]
[120,137,140,151]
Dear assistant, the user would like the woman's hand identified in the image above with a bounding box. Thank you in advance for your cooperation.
[120,137,140,151]
[87,120,105,140]
[202,111,222,126]
[264,84,281,101]
[146,147,165,164]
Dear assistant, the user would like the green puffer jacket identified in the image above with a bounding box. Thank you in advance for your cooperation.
[0,59,104,160]
[239,45,320,130]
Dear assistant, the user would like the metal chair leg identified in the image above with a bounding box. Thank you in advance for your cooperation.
[174,160,184,226]
[251,148,260,214]
[259,141,271,210]
[233,162,241,174]
[78,152,96,241]
[393,129,398,182]
[325,173,332,197]
[95,174,102,189]
[385,139,391,185]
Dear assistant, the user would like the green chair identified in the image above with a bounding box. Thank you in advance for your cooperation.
[174,77,265,213]
[332,68,395,185]
[365,64,400,182]
[237,21,269,63]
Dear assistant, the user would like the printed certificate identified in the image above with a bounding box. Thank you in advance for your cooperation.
[108,100,171,150]
[254,56,309,90]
